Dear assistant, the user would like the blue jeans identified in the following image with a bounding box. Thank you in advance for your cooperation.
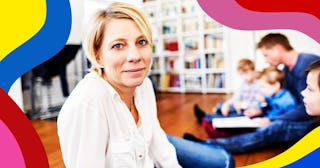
[206,120,313,153]
[167,135,235,168]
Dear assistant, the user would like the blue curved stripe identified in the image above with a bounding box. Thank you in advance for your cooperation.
[0,0,72,92]
[283,148,320,168]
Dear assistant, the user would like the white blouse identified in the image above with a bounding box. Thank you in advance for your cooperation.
[58,72,181,168]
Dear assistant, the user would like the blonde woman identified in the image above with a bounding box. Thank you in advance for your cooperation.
[58,2,181,167]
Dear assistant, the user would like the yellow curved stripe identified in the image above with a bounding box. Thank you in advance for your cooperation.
[241,126,320,168]
[0,0,46,61]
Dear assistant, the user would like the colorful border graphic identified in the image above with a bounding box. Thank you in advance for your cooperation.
[0,0,71,167]
[0,0,319,167]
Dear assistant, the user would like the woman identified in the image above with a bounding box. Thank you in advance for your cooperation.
[57,2,180,167]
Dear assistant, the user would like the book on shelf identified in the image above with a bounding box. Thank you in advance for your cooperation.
[207,73,225,88]
[185,75,201,89]
[185,58,201,69]
[151,58,160,70]
[161,2,178,17]
[161,73,180,89]
[182,18,199,32]
[205,54,224,69]
[214,55,224,69]
[212,116,260,128]
[181,0,198,14]
[149,74,161,89]
[184,36,198,51]
[164,40,179,51]
[165,57,179,71]
[204,34,223,50]
[163,24,177,34]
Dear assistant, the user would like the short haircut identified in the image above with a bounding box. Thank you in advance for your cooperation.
[82,2,152,75]
[257,33,293,51]
[237,58,255,72]
[305,60,320,88]
[259,66,285,88]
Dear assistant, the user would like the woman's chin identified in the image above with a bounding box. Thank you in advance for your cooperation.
[125,78,144,88]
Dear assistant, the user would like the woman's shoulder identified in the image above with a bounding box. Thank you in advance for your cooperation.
[66,72,112,101]
[58,73,111,118]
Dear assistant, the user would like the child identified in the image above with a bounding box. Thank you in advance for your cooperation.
[190,66,297,139]
[245,66,297,120]
[301,60,320,117]
[192,58,261,138]
[194,58,261,123]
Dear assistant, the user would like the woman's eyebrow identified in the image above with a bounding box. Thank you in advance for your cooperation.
[136,35,146,40]
[107,38,126,45]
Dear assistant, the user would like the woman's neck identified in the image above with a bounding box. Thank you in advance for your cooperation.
[102,73,136,110]
[112,83,140,124]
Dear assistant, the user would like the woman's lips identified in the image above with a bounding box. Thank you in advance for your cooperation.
[123,67,145,72]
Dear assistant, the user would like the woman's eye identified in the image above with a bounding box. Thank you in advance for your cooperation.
[112,43,123,49]
[138,39,148,46]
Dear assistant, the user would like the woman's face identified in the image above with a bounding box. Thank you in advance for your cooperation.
[98,18,152,90]
[301,70,320,116]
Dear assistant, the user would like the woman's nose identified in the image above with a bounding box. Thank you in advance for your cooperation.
[127,46,141,62]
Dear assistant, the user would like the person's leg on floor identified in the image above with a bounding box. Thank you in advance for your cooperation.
[206,120,313,153]
[167,135,235,168]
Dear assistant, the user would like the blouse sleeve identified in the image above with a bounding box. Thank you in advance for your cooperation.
[58,99,108,168]
[144,79,181,167]
[150,119,181,168]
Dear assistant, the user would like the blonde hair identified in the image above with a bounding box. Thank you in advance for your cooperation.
[237,58,255,72]
[82,2,153,75]
[259,66,285,88]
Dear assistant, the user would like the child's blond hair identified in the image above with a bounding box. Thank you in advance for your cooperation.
[259,66,285,88]
[237,58,255,72]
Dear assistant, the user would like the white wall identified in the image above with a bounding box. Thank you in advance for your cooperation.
[67,0,84,44]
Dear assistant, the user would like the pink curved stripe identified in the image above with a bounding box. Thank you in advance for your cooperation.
[197,0,320,44]
[0,120,25,168]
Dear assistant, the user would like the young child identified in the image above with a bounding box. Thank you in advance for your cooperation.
[301,60,320,117]
[245,66,297,120]
[194,58,261,123]
[190,66,297,139]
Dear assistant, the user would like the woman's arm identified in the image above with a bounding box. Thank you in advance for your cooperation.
[58,101,108,168]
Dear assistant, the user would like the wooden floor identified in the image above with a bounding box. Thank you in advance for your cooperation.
[31,92,287,167]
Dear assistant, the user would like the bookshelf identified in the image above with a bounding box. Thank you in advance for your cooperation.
[144,0,230,93]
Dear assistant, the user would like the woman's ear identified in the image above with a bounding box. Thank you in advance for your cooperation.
[96,54,103,67]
